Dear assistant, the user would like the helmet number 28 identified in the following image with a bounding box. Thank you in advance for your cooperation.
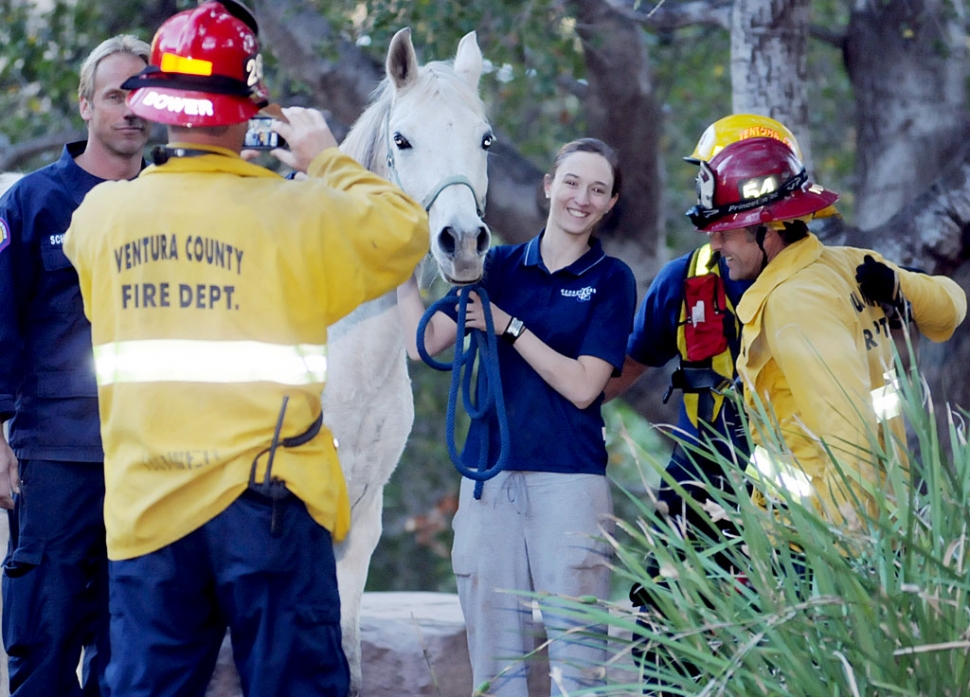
[245,54,264,88]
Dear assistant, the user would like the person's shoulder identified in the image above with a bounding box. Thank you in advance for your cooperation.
[0,173,24,211]
[640,251,692,298]
[602,254,636,288]
[3,160,59,193]
[0,172,24,195]
[768,262,846,311]
[601,250,633,272]
[0,161,61,214]
[658,251,693,279]
[81,176,129,199]
[486,238,530,266]
[818,244,874,271]
[593,256,636,307]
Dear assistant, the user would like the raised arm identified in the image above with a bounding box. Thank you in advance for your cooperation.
[396,275,458,360]
[856,252,967,342]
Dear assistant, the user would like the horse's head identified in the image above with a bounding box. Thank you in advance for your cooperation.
[343,29,493,285]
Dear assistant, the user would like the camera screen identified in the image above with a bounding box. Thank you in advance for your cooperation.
[244,117,284,149]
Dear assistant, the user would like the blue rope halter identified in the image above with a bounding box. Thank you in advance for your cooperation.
[416,285,510,499]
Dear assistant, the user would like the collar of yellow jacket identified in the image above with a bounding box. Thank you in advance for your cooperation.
[142,142,284,179]
[736,233,824,325]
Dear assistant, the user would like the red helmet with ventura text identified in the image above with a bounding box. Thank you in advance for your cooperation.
[686,137,839,233]
[121,1,268,127]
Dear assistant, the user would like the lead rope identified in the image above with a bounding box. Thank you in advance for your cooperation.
[416,285,510,499]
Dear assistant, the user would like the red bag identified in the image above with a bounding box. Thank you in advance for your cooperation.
[682,273,729,362]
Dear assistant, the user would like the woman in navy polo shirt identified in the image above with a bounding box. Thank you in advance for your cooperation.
[399,138,637,696]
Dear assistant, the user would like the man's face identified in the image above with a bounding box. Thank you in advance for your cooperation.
[79,52,150,159]
[707,225,764,280]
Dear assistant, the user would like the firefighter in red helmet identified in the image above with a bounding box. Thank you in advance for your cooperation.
[62,3,429,695]
[691,137,965,530]
[123,0,268,128]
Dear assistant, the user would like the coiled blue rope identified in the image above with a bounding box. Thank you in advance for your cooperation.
[416,285,510,499]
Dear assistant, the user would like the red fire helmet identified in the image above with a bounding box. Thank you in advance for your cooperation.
[122,1,269,127]
[686,137,839,233]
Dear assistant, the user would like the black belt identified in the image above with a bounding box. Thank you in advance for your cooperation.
[664,364,735,425]
[663,365,731,403]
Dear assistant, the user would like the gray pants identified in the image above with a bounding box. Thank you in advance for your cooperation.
[452,471,614,697]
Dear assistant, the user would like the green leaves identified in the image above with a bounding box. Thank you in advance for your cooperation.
[310,0,586,159]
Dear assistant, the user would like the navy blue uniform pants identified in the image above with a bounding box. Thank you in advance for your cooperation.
[106,489,349,697]
[2,459,109,697]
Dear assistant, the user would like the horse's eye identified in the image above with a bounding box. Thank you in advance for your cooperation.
[393,133,412,150]
[482,133,495,150]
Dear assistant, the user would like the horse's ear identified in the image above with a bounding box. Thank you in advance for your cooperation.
[386,27,419,90]
[453,31,483,90]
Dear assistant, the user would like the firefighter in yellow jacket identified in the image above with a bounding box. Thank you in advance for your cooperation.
[61,3,428,696]
[687,136,966,530]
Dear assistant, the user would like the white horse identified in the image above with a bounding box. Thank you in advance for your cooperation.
[324,28,492,695]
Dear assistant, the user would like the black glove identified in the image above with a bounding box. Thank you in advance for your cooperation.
[856,254,900,306]
[856,254,912,325]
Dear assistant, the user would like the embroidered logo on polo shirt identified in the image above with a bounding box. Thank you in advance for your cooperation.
[561,286,595,302]
[0,218,9,256]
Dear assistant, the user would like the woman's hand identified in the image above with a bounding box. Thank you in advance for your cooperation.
[463,291,510,335]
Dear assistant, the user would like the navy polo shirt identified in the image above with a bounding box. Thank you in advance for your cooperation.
[0,142,115,461]
[627,249,751,449]
[449,232,636,476]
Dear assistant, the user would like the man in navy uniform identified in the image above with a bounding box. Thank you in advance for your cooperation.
[0,35,151,696]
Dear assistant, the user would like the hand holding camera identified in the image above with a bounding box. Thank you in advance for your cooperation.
[257,107,338,174]
[244,116,287,151]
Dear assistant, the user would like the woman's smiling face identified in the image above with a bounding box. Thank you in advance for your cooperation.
[544,150,617,238]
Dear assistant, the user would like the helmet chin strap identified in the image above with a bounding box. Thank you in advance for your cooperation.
[755,225,769,272]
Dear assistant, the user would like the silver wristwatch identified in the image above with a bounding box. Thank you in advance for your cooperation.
[502,317,526,345]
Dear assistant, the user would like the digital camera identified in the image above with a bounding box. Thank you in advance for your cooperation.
[244,116,286,150]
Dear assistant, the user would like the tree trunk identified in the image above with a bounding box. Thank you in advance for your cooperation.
[573,0,666,292]
[843,0,970,418]
[571,0,677,425]
[845,0,968,230]
[730,0,815,171]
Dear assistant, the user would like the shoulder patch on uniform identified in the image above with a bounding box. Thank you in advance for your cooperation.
[0,218,9,255]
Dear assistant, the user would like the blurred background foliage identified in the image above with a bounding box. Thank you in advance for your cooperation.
[0,0,854,598]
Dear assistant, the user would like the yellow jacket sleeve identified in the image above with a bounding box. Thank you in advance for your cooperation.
[899,267,967,342]
[860,250,967,342]
[301,148,430,324]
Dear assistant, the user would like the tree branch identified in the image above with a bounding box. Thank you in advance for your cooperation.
[251,0,382,130]
[0,129,85,171]
[603,0,732,31]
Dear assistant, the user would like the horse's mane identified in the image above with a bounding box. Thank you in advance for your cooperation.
[340,60,487,178]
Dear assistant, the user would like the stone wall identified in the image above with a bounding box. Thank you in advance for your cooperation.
[206,591,479,697]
